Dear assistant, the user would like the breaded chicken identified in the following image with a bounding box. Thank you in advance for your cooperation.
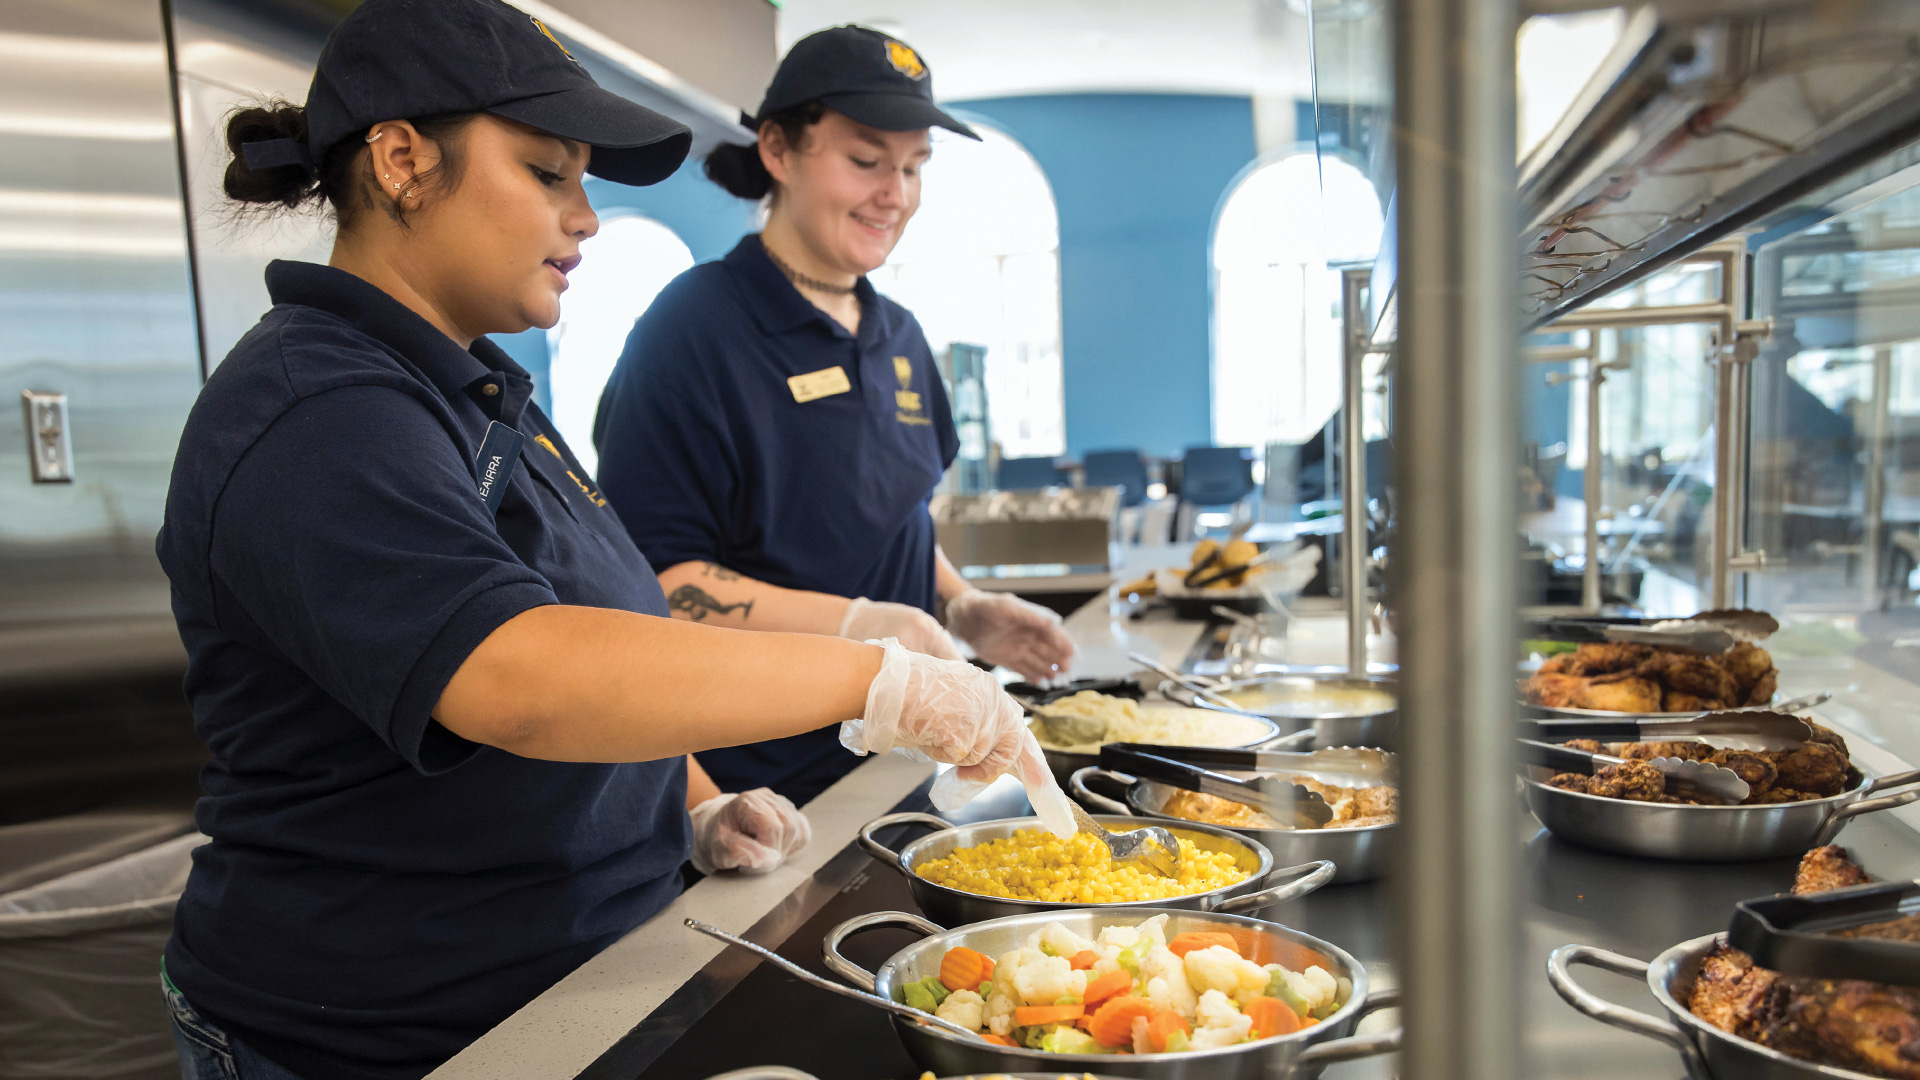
[1563,738,1606,755]
[1569,642,1654,674]
[1577,676,1664,713]
[1639,651,1740,704]
[1620,741,1713,761]
[1772,742,1851,798]
[1705,748,1779,798]
[1663,690,1727,713]
[1546,772,1590,793]
[1587,759,1665,801]
[1722,642,1774,700]
[1795,846,1871,895]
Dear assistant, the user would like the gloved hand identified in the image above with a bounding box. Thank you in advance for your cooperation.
[841,639,1075,835]
[840,597,964,662]
[943,589,1076,684]
[688,788,812,875]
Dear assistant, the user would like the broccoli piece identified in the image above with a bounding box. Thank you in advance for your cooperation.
[901,976,952,1013]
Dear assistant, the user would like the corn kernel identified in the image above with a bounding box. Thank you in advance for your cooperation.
[911,829,1246,903]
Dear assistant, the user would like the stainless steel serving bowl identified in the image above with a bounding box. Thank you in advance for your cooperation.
[1068,767,1394,885]
[1033,710,1286,791]
[1522,766,1920,861]
[1550,933,1890,1080]
[1204,674,1398,751]
[823,906,1400,1080]
[858,812,1334,927]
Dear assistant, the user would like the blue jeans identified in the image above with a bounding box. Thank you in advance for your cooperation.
[161,972,306,1080]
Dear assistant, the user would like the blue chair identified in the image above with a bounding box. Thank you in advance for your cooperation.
[1179,446,1257,507]
[996,455,1065,489]
[1082,449,1151,507]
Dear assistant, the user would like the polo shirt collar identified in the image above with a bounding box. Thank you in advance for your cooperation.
[264,260,533,423]
[723,234,876,338]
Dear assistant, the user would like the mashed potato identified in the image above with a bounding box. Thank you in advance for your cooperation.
[1029,691,1270,752]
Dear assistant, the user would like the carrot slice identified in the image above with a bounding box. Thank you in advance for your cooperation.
[1082,968,1134,1009]
[1167,931,1241,958]
[1086,995,1154,1048]
[939,946,995,992]
[1067,949,1101,971]
[981,1033,1018,1046]
[1244,995,1302,1039]
[1014,1003,1084,1027]
[1146,1009,1192,1052]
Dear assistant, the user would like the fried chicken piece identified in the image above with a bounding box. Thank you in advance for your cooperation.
[1806,722,1849,756]
[1722,642,1775,699]
[1524,672,1587,708]
[1345,813,1395,828]
[1705,748,1779,798]
[1781,979,1920,1079]
[1795,846,1871,895]
[1563,738,1606,755]
[1546,772,1590,793]
[1577,676,1665,712]
[1620,741,1713,761]
[1745,670,1779,707]
[1351,786,1397,819]
[1569,641,1654,674]
[1538,653,1578,676]
[1750,786,1815,804]
[1772,742,1851,798]
[1640,650,1740,703]
[1663,690,1727,713]
[1689,944,1790,1038]
[1588,759,1665,801]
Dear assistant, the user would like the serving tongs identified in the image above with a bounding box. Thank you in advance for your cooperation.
[1518,708,1818,753]
[1727,881,1920,985]
[1100,743,1336,829]
[685,920,986,1041]
[1518,739,1753,802]
[1183,519,1253,587]
[1104,742,1395,785]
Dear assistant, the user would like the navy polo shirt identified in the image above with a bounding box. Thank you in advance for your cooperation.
[155,261,689,1080]
[594,234,957,804]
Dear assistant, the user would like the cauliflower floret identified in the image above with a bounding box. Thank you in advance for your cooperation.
[1131,1014,1153,1055]
[1039,921,1097,959]
[1139,946,1197,1021]
[1135,914,1171,951]
[985,990,1017,1036]
[1184,945,1272,1005]
[1096,924,1141,950]
[1268,964,1340,1014]
[1065,969,1088,998]
[1190,989,1253,1049]
[993,947,1041,997]
[1013,952,1075,1006]
[1088,949,1124,979]
[935,989,986,1031]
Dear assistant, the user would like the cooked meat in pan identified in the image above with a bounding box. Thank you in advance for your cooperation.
[1586,759,1666,801]
[1522,641,1780,712]
[1797,845,1873,894]
[1543,721,1856,807]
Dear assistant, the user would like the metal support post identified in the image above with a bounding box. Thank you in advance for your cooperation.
[1339,264,1374,674]
[1866,346,1893,608]
[1391,0,1520,1078]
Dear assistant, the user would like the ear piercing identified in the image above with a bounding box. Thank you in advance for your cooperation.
[366,128,384,143]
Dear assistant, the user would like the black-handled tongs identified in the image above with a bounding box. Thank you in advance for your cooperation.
[1100,743,1335,828]
[1728,881,1920,985]
[1517,710,1815,752]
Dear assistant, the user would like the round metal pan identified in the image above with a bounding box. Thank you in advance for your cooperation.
[1203,674,1398,751]
[857,812,1333,927]
[1521,766,1920,861]
[1550,933,1888,1080]
[1068,767,1393,884]
[822,906,1401,1080]
[1033,709,1285,791]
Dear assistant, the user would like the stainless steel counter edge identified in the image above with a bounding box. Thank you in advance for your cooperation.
[425,752,936,1080]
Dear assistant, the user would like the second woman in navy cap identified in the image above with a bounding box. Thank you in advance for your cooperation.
[594,26,1077,806]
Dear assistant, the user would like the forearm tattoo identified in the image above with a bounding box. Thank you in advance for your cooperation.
[698,561,741,581]
[668,583,754,622]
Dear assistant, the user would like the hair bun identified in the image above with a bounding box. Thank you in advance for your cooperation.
[703,140,772,200]
[223,102,321,209]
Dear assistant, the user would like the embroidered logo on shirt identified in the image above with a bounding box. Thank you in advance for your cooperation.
[885,40,927,80]
[534,433,607,507]
[893,355,930,425]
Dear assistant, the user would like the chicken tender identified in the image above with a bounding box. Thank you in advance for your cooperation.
[1546,772,1590,793]
[1795,845,1871,895]
[1576,676,1664,713]
[1771,742,1851,798]
[1587,759,1665,801]
[1705,748,1778,798]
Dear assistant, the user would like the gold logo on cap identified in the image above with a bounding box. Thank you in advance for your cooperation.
[530,16,577,62]
[885,40,926,80]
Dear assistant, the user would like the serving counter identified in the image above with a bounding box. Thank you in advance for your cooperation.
[429,594,1920,1080]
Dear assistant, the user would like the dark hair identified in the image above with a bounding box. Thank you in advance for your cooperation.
[222,100,480,228]
[704,100,827,201]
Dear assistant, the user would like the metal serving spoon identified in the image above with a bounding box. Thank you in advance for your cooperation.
[1068,801,1181,878]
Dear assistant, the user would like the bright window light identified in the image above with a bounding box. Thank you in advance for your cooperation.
[546,214,694,476]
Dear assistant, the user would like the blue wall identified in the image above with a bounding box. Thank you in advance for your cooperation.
[492,163,761,413]
[952,95,1258,458]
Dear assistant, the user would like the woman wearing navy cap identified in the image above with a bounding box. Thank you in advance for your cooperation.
[594,26,1076,807]
[152,3,1061,1077]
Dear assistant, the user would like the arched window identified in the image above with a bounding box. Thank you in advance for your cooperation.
[546,213,694,476]
[870,123,1064,458]
[1211,154,1385,447]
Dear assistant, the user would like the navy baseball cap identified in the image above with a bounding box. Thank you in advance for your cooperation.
[751,26,979,141]
[245,0,690,186]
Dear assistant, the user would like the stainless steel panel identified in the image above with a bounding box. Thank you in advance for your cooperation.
[0,0,202,685]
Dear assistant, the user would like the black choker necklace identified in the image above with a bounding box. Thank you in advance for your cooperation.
[765,245,857,295]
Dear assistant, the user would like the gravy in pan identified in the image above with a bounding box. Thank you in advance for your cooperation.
[1222,682,1397,719]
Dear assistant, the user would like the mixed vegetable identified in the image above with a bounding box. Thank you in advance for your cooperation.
[896,915,1346,1055]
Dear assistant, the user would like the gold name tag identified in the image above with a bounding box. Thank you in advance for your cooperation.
[788,366,852,403]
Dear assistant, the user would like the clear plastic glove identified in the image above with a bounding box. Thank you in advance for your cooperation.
[943,589,1076,684]
[841,640,1075,835]
[688,788,812,875]
[840,597,964,661]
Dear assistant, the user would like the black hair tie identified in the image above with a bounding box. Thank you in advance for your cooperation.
[241,138,315,176]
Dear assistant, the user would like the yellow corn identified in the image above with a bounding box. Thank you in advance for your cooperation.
[912,828,1245,903]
